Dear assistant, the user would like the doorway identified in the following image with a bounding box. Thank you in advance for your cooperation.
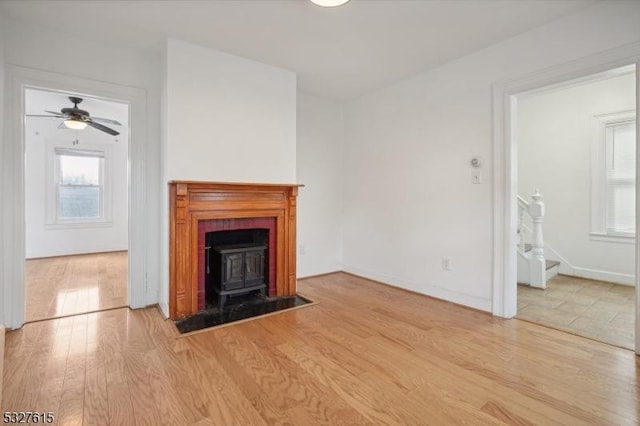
[1,65,149,329]
[514,67,636,349]
[492,56,640,355]
[24,88,129,322]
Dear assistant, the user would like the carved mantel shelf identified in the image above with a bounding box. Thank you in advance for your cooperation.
[169,181,302,320]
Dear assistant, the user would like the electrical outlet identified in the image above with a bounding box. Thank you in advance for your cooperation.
[442,257,451,271]
[299,244,306,255]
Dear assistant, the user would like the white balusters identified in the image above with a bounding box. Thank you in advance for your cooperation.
[516,190,547,289]
[528,191,546,288]
[517,196,528,253]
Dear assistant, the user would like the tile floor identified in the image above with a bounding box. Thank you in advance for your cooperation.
[517,274,635,350]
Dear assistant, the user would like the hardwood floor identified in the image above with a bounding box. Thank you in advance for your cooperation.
[3,272,639,425]
[25,252,128,323]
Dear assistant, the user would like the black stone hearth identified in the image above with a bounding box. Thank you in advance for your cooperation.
[174,292,312,334]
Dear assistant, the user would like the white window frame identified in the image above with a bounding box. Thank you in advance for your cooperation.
[45,139,113,229]
[591,110,636,244]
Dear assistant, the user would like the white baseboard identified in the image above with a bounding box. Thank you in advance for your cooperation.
[567,267,635,286]
[526,233,635,285]
[158,302,170,319]
[521,226,636,286]
[145,290,160,308]
[342,265,492,312]
[298,270,342,280]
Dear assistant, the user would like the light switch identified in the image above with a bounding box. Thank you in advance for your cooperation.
[472,170,481,184]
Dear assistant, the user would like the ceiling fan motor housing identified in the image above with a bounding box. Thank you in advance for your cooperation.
[61,107,89,118]
[62,97,89,119]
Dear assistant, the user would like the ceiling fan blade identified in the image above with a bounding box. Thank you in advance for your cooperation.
[45,110,67,116]
[91,116,122,126]
[86,120,120,136]
[26,114,64,118]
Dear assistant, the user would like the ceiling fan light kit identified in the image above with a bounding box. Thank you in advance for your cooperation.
[63,119,87,130]
[309,0,350,7]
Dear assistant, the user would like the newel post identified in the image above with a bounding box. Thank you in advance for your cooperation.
[528,191,546,288]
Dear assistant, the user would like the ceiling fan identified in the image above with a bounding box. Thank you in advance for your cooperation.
[27,96,122,136]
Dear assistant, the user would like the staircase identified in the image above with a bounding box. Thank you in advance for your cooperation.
[517,191,559,289]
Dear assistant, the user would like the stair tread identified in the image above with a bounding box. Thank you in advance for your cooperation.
[519,245,560,270]
[545,259,560,270]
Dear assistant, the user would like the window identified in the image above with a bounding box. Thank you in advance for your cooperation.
[56,149,104,220]
[46,144,112,228]
[591,110,636,242]
[604,121,635,235]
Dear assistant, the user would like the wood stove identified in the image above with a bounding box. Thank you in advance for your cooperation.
[207,243,267,310]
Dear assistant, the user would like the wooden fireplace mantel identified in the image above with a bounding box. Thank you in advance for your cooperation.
[169,181,302,319]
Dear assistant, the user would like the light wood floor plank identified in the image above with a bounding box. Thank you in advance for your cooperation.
[57,315,89,426]
[3,272,640,425]
[123,350,163,426]
[83,313,109,426]
[26,252,128,322]
[0,325,4,408]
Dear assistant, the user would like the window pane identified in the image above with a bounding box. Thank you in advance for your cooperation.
[59,155,100,185]
[59,186,101,219]
[605,121,636,234]
[608,123,635,180]
[606,184,635,233]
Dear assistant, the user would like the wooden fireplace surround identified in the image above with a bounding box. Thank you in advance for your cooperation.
[169,181,302,319]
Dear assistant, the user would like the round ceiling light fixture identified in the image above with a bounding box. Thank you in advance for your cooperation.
[309,0,351,7]
[64,119,87,130]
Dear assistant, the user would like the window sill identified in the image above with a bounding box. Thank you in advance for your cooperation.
[45,221,113,230]
[589,232,635,244]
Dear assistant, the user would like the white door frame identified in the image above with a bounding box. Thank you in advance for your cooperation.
[1,65,148,329]
[492,42,640,352]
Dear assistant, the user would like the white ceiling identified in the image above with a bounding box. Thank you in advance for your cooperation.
[2,0,598,101]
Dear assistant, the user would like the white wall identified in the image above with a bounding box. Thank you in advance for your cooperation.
[0,18,4,176]
[518,73,636,283]
[1,15,8,330]
[3,20,161,95]
[24,93,129,258]
[343,1,640,312]
[0,325,4,407]
[164,38,297,183]
[2,19,162,309]
[296,93,344,277]
[160,39,297,316]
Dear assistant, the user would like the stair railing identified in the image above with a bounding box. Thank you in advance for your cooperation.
[517,190,547,288]
[517,195,529,253]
